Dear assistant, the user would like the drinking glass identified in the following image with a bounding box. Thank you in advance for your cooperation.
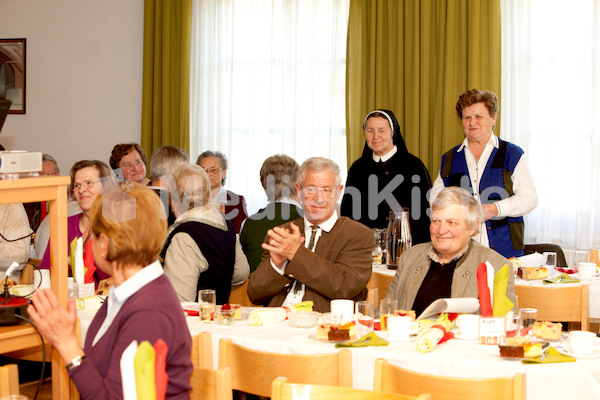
[355,301,374,336]
[372,228,387,265]
[544,252,557,269]
[379,298,398,330]
[505,311,521,337]
[519,308,538,336]
[198,289,216,323]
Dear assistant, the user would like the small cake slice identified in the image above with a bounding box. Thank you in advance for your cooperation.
[533,321,562,340]
[317,322,357,340]
[498,336,543,358]
[517,266,548,279]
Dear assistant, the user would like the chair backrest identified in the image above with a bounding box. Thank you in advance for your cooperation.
[367,272,394,306]
[271,377,431,400]
[191,332,213,369]
[0,364,19,397]
[218,338,353,397]
[373,359,525,400]
[515,284,589,330]
[190,366,233,400]
[228,279,257,306]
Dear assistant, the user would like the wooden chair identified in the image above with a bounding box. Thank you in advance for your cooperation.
[229,279,257,307]
[515,283,589,330]
[271,377,431,400]
[190,367,233,400]
[373,359,525,400]
[367,271,394,306]
[218,338,352,398]
[0,364,19,397]
[191,332,213,369]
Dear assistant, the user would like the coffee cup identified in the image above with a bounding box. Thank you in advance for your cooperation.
[577,262,599,278]
[568,330,596,355]
[386,316,418,341]
[456,314,481,340]
[330,299,354,323]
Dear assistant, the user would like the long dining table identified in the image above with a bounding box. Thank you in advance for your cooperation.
[78,303,600,400]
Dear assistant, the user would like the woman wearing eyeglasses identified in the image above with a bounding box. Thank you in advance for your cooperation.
[39,160,118,287]
[109,142,151,186]
[196,150,248,233]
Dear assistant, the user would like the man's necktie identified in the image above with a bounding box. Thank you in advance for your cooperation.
[294,225,319,294]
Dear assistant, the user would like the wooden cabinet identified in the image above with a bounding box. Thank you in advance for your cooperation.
[0,176,70,399]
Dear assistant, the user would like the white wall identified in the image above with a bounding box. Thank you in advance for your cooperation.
[0,0,144,174]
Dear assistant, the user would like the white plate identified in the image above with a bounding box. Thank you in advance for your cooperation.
[533,333,568,343]
[557,347,600,359]
[571,273,600,280]
[308,333,357,343]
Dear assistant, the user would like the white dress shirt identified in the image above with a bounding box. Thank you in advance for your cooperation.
[430,134,538,247]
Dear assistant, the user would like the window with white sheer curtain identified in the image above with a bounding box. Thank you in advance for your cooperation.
[189,0,349,215]
[501,0,600,265]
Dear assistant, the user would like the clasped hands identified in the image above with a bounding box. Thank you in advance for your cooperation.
[261,222,305,268]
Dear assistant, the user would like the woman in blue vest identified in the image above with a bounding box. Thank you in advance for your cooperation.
[429,89,538,258]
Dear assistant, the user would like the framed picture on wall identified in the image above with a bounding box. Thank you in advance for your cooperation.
[0,38,26,114]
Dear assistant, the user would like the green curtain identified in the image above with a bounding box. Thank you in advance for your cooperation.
[346,0,501,177]
[141,0,192,157]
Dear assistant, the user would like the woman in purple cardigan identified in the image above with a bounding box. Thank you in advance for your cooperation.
[28,186,193,399]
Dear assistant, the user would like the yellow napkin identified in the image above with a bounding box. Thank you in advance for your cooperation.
[286,301,314,312]
[416,327,445,353]
[522,347,576,364]
[134,341,156,400]
[335,332,388,348]
[248,308,287,326]
[492,264,514,317]
[544,273,579,284]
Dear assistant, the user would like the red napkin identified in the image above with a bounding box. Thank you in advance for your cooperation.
[431,324,455,344]
[154,339,168,400]
[83,239,97,284]
[477,262,493,317]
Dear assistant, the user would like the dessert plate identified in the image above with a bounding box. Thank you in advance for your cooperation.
[378,332,417,342]
[308,334,358,343]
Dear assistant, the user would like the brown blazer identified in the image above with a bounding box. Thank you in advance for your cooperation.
[247,217,374,312]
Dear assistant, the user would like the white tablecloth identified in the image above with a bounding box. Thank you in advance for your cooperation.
[79,308,600,400]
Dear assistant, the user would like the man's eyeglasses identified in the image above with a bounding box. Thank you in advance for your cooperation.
[203,167,222,175]
[73,179,99,192]
[301,186,336,198]
[121,159,144,170]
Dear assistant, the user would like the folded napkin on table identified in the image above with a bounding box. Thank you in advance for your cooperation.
[335,332,388,348]
[121,340,138,400]
[134,341,156,400]
[154,339,168,400]
[493,264,514,316]
[416,314,454,353]
[544,273,580,284]
[248,308,287,326]
[522,347,576,364]
[477,262,493,317]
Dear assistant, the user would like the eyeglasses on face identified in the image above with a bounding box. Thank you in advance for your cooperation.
[301,186,336,197]
[203,167,222,175]
[121,159,144,170]
[73,179,99,192]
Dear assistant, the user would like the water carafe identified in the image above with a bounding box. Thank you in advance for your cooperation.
[386,208,412,267]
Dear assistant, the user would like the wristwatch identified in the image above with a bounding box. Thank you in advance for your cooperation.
[66,355,86,371]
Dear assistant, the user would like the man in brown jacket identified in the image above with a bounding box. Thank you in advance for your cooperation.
[248,157,374,312]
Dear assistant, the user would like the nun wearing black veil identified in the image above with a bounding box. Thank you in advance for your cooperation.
[340,109,432,245]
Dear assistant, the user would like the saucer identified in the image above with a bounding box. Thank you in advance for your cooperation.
[572,273,600,281]
[558,347,600,359]
[454,332,480,341]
